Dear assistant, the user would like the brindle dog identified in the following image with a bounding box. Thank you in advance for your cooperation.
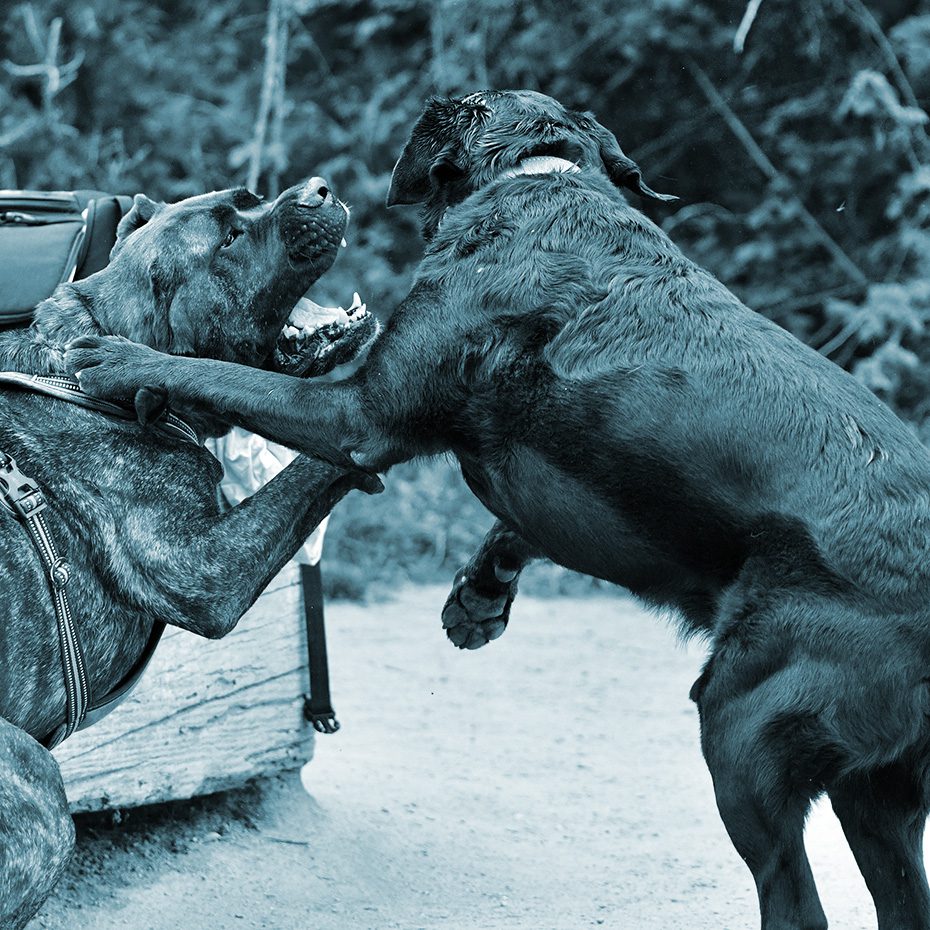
[0,178,380,927]
[68,92,930,930]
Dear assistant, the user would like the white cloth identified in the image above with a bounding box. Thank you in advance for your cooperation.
[207,427,327,566]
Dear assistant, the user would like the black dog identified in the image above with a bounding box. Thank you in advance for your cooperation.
[0,178,380,927]
[68,91,930,930]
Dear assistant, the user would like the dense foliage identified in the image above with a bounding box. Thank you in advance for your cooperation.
[3,0,929,594]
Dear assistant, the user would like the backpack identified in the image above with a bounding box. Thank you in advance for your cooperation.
[0,190,132,326]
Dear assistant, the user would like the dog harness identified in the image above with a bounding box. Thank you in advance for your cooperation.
[0,371,199,748]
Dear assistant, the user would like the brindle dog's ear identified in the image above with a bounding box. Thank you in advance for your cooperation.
[387,98,464,206]
[588,117,678,203]
[111,194,165,258]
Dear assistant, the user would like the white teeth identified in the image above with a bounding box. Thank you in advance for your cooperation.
[345,292,367,318]
[340,237,347,248]
[283,289,367,344]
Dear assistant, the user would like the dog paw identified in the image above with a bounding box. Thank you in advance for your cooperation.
[134,386,170,425]
[441,563,519,650]
[65,336,160,401]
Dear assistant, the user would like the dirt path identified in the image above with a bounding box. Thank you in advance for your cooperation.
[36,584,879,929]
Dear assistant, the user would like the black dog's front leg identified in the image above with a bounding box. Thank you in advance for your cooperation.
[67,336,373,466]
[145,456,381,638]
[67,285,456,470]
[442,520,540,649]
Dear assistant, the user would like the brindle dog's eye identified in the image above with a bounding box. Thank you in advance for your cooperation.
[221,228,242,248]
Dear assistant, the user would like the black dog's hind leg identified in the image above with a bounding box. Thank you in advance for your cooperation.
[0,716,74,928]
[697,685,828,930]
[441,520,539,649]
[828,763,930,930]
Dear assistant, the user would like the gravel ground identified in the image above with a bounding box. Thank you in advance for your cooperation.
[35,583,882,930]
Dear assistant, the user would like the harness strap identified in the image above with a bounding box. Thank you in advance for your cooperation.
[78,617,164,733]
[300,562,339,734]
[0,371,199,446]
[0,452,89,747]
[0,370,192,747]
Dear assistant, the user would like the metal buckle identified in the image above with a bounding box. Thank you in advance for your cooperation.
[49,556,70,589]
[303,696,340,734]
[0,455,46,518]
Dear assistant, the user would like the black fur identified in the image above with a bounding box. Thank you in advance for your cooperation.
[67,91,930,929]
[0,179,380,927]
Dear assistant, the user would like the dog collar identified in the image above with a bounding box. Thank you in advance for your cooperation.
[436,156,582,234]
[0,371,200,445]
[502,156,582,179]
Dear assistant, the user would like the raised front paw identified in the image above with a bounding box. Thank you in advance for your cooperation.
[65,335,163,402]
[441,562,519,650]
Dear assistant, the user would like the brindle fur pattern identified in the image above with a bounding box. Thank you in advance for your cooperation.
[0,180,379,928]
[68,91,930,929]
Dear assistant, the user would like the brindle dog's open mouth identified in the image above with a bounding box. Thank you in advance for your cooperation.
[274,209,380,378]
[274,289,378,378]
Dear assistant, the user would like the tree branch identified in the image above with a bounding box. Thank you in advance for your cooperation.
[733,0,764,54]
[684,57,869,290]
[840,0,929,156]
[266,0,291,197]
[248,0,284,192]
[4,6,83,125]
[431,0,447,93]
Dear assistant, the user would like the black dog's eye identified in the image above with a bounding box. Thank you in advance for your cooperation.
[221,228,242,248]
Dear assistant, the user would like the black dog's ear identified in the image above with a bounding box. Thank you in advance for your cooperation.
[588,118,678,203]
[111,194,165,258]
[389,138,467,207]
[387,146,464,207]
[387,137,432,206]
[387,98,464,206]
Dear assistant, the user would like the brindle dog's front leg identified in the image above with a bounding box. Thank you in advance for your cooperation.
[442,520,540,649]
[67,336,371,466]
[143,456,381,638]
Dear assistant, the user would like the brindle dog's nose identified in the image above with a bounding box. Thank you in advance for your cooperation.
[297,177,332,208]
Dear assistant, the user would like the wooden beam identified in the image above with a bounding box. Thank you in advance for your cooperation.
[55,563,315,813]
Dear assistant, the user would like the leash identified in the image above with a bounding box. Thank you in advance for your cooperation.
[300,562,339,734]
[0,452,89,747]
[0,371,199,445]
[0,370,199,747]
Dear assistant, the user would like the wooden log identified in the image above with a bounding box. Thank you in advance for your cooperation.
[54,563,315,813]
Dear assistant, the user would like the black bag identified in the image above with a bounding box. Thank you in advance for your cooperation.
[0,190,132,326]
